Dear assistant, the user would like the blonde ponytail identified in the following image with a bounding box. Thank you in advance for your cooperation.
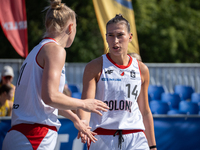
[44,0,76,37]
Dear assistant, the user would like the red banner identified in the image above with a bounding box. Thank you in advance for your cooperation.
[0,0,28,57]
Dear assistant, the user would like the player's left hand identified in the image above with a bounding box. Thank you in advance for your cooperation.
[77,120,97,144]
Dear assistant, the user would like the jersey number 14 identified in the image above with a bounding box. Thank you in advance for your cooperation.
[126,84,138,99]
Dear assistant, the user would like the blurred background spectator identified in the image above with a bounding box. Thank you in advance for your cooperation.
[0,66,15,116]
[0,84,14,116]
[1,65,16,91]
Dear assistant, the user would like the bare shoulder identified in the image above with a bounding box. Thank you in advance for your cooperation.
[85,56,102,74]
[84,56,102,80]
[138,61,149,74]
[43,43,66,61]
[138,61,149,83]
[37,43,66,68]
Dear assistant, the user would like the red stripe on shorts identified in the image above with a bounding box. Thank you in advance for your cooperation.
[9,123,57,150]
[87,128,144,150]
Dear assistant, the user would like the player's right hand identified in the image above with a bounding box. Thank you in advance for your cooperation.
[82,99,109,116]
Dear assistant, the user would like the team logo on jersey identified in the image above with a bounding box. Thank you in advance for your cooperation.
[105,70,113,74]
[119,70,124,76]
[130,70,136,79]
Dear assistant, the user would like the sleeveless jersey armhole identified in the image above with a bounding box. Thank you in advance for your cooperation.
[137,59,142,84]
[35,38,58,69]
[35,45,45,69]
[96,56,103,83]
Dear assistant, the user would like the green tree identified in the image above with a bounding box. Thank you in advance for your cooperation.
[0,0,200,63]
[0,0,104,61]
[26,0,104,62]
[133,0,200,63]
[63,0,104,62]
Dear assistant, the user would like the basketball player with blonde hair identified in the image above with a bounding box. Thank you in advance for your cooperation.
[2,1,108,149]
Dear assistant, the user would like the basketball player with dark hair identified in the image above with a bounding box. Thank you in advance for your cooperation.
[78,14,157,150]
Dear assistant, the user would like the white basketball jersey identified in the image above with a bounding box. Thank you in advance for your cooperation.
[11,38,65,130]
[90,54,145,131]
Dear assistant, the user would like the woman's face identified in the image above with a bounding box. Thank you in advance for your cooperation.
[6,88,14,100]
[106,22,132,56]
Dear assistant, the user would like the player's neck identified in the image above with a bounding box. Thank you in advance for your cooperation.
[108,53,130,66]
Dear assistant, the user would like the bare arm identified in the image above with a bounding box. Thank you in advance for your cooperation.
[77,57,102,143]
[58,110,97,142]
[37,43,108,114]
[137,62,157,150]
[77,57,102,121]
[36,44,108,143]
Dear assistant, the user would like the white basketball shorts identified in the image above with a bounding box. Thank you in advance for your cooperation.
[88,128,149,150]
[2,123,58,150]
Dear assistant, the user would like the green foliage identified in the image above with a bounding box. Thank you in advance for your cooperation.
[62,0,104,62]
[0,0,200,63]
[0,30,20,58]
[133,0,200,62]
